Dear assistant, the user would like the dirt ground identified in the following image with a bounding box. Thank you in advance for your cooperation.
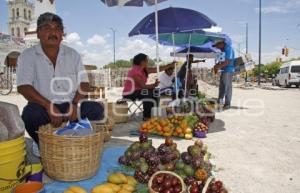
[1,85,300,193]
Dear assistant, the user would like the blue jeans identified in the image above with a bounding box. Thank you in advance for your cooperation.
[22,101,104,143]
[218,72,233,106]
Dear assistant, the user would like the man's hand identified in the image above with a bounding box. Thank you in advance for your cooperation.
[67,103,78,122]
[213,65,219,74]
[154,79,160,87]
[46,103,63,127]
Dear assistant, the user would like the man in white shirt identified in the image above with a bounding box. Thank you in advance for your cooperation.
[17,13,103,143]
[158,67,174,96]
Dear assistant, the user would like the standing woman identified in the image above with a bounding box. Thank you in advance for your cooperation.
[123,53,176,120]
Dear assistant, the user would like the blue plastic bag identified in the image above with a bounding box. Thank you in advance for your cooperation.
[54,118,94,136]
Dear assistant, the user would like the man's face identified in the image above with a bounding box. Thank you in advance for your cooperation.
[166,68,174,76]
[214,42,225,51]
[37,21,63,48]
[187,55,194,63]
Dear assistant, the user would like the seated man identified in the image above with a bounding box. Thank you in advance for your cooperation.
[158,67,174,96]
[17,13,104,143]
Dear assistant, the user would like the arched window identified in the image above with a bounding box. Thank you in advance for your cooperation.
[11,28,14,36]
[28,10,31,20]
[17,27,20,37]
[24,9,27,19]
[16,8,19,18]
[12,9,15,19]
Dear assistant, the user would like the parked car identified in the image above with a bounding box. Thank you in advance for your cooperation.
[275,60,300,88]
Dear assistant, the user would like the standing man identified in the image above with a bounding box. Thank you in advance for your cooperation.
[213,39,235,109]
[177,54,205,97]
[17,13,104,143]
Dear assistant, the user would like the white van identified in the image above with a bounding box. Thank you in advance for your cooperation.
[275,60,300,87]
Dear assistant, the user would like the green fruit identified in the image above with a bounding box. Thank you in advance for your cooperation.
[175,161,185,170]
[130,142,141,151]
[141,140,152,149]
[176,170,187,179]
[183,165,195,177]
[188,145,201,157]
[140,162,149,173]
[125,150,132,158]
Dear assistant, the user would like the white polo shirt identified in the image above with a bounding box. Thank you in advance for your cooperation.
[16,43,88,104]
[158,71,174,89]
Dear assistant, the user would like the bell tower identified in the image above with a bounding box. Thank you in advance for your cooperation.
[24,0,56,47]
[8,0,34,37]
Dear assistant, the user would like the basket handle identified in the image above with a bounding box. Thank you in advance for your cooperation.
[202,176,214,193]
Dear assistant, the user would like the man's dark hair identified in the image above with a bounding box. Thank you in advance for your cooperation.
[133,53,148,66]
[37,12,64,31]
[186,54,194,59]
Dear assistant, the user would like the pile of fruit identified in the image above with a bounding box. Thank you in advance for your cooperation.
[64,172,137,193]
[150,172,185,193]
[92,172,137,193]
[118,133,181,183]
[139,114,199,139]
[193,122,209,138]
[118,133,216,187]
[174,140,212,182]
[188,178,228,193]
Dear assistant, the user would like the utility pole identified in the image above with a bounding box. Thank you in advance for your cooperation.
[110,28,116,66]
[258,0,262,86]
[245,22,249,83]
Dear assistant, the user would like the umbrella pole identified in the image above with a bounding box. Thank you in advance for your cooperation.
[184,34,192,98]
[172,33,178,101]
[155,0,159,75]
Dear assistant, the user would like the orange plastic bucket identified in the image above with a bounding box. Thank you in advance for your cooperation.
[14,182,44,193]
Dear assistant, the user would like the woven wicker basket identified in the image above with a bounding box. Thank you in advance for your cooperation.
[37,122,105,181]
[148,171,186,193]
[108,102,129,123]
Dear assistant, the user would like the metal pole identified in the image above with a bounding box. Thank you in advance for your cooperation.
[246,23,248,54]
[258,0,262,86]
[110,28,116,66]
[155,0,159,75]
[245,22,248,83]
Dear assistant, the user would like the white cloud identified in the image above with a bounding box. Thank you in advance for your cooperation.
[65,32,83,47]
[256,0,300,14]
[87,34,107,45]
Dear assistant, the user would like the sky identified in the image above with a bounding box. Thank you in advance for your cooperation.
[1,0,300,67]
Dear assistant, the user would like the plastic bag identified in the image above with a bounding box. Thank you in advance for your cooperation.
[54,118,94,136]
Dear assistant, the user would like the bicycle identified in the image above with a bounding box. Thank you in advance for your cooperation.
[0,73,13,95]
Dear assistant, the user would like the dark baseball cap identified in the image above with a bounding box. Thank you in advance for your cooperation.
[37,12,64,31]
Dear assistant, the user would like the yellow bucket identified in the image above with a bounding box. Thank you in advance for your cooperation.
[0,136,26,193]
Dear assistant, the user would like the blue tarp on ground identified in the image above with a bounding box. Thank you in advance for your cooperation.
[44,147,127,193]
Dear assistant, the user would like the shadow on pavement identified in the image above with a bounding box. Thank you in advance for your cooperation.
[208,119,226,133]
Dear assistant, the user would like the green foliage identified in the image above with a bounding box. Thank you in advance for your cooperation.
[103,58,156,69]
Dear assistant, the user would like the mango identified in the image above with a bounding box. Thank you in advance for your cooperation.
[63,190,74,193]
[121,184,135,192]
[116,173,128,183]
[107,183,122,192]
[68,186,87,193]
[126,176,137,186]
[92,184,115,193]
[118,189,132,193]
[108,173,124,184]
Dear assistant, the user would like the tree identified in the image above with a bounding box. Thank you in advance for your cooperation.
[103,57,157,69]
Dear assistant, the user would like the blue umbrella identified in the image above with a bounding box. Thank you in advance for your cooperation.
[170,44,219,59]
[101,0,167,7]
[150,30,226,47]
[128,7,217,36]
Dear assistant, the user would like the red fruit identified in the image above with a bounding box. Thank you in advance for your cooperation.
[162,189,172,193]
[163,179,172,189]
[174,185,182,193]
[171,177,179,186]
[165,137,173,146]
[189,185,200,193]
[215,180,223,189]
